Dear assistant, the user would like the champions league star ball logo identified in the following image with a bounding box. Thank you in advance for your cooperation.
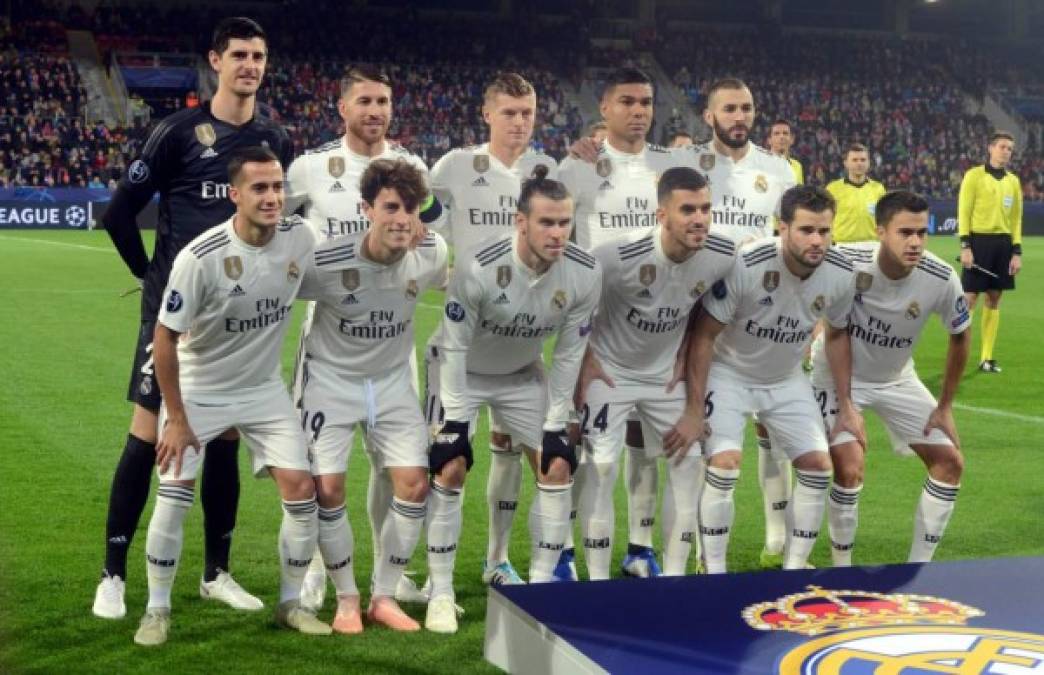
[64,206,87,228]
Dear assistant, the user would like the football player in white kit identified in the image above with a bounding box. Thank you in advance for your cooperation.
[810,191,970,565]
[685,78,799,569]
[683,185,864,573]
[423,169,600,631]
[559,67,686,579]
[294,160,448,633]
[576,167,737,579]
[134,148,328,646]
[285,65,438,610]
[428,72,557,587]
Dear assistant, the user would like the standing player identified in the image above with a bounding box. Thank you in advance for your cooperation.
[423,169,600,632]
[559,67,685,578]
[767,119,803,185]
[284,64,437,611]
[683,185,862,573]
[576,167,736,579]
[825,143,887,243]
[134,148,326,645]
[428,72,557,587]
[812,191,970,566]
[685,78,798,568]
[294,160,448,633]
[958,131,1023,373]
[94,17,293,619]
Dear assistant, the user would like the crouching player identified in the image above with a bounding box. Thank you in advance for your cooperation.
[135,147,325,645]
[294,159,448,632]
[812,190,970,565]
[423,167,601,632]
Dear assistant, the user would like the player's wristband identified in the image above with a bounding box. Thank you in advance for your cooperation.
[959,236,971,249]
[1012,243,1022,255]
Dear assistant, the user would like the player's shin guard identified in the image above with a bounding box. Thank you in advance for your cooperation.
[827,483,862,567]
[529,482,572,583]
[427,481,462,598]
[909,477,959,563]
[201,437,240,582]
[486,444,522,566]
[757,434,791,555]
[317,504,357,597]
[373,498,426,597]
[700,467,739,574]
[366,457,392,569]
[662,455,702,576]
[145,484,193,609]
[578,461,620,580]
[104,434,156,579]
[784,469,831,570]
[625,447,658,549]
[279,498,319,604]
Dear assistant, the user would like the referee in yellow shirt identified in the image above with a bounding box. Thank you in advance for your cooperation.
[826,143,887,242]
[767,118,804,184]
[959,131,1023,373]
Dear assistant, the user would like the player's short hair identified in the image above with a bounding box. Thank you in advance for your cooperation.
[587,121,607,137]
[211,17,267,55]
[989,130,1015,145]
[340,65,393,98]
[657,166,708,204]
[845,142,869,157]
[227,145,280,184]
[483,72,535,105]
[518,164,571,216]
[875,190,929,228]
[705,77,749,106]
[602,67,654,100]
[780,185,836,224]
[359,159,427,212]
[770,119,793,132]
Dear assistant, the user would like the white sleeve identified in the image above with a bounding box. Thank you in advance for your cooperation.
[557,157,580,197]
[825,273,856,329]
[938,272,972,334]
[296,252,321,302]
[702,258,742,325]
[158,251,206,333]
[422,234,451,291]
[284,155,310,215]
[438,262,484,422]
[428,152,455,239]
[545,272,601,429]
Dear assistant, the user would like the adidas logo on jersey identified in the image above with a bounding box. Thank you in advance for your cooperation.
[229,284,245,297]
[200,147,219,159]
[637,288,652,298]
[472,176,490,187]
[329,181,345,193]
[342,294,359,305]
[598,180,614,191]
[493,292,510,305]
[758,296,773,306]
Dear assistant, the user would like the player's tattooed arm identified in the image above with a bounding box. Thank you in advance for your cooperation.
[824,324,866,449]
[925,328,970,447]
[152,323,200,478]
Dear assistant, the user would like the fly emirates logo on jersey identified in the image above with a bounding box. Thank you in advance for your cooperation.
[599,196,658,230]
[626,305,688,334]
[469,194,518,227]
[201,181,232,200]
[744,314,813,344]
[848,313,915,349]
[481,310,557,339]
[714,194,771,231]
[324,201,370,238]
[338,309,411,339]
[225,296,291,333]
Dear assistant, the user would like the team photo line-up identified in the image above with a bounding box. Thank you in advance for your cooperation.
[88,16,1021,646]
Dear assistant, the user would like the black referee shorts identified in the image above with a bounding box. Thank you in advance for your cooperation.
[125,319,163,411]
[961,233,1015,292]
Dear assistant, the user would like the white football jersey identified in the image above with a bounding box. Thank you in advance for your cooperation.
[158,216,315,400]
[677,141,796,243]
[298,231,449,379]
[285,138,429,240]
[590,226,737,385]
[433,235,601,428]
[429,142,557,254]
[558,141,682,250]
[811,242,971,387]
[703,238,855,384]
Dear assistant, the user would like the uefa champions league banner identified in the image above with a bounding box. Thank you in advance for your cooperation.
[927,198,1044,236]
[0,187,109,229]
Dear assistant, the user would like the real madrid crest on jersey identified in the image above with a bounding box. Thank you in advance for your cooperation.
[700,153,715,171]
[287,261,300,282]
[906,301,920,320]
[812,295,825,314]
[473,154,490,173]
[856,271,873,293]
[552,289,567,311]
[342,268,360,291]
[223,256,243,280]
[691,280,707,298]
[639,264,657,287]
[328,156,345,178]
[754,174,768,194]
[762,271,780,292]
[497,265,512,289]
[596,158,613,178]
[405,279,418,300]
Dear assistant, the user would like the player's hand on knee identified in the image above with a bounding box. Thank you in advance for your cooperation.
[924,405,960,449]
[157,416,200,478]
[430,420,472,474]
[959,248,973,269]
[663,412,707,462]
[568,137,600,162]
[830,401,866,450]
[575,350,614,410]
[540,429,577,476]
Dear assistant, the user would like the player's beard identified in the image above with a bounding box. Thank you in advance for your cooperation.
[712,117,749,150]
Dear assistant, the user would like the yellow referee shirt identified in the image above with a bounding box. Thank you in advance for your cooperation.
[787,157,803,185]
[826,177,887,243]
[958,165,1023,246]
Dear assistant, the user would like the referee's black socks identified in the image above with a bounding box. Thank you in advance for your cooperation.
[201,438,241,582]
[103,434,157,580]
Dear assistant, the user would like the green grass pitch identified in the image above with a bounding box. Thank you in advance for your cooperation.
[1,230,1042,673]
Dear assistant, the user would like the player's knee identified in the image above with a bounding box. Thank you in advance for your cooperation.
[624,421,645,448]
[985,291,1002,309]
[929,449,964,484]
[314,478,345,508]
[129,405,160,443]
[793,451,832,473]
[435,456,468,489]
[832,462,863,488]
[539,456,572,485]
[278,471,317,502]
[708,452,741,471]
[394,472,429,503]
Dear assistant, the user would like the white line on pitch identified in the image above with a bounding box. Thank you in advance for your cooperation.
[0,235,114,253]
[954,403,1044,425]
